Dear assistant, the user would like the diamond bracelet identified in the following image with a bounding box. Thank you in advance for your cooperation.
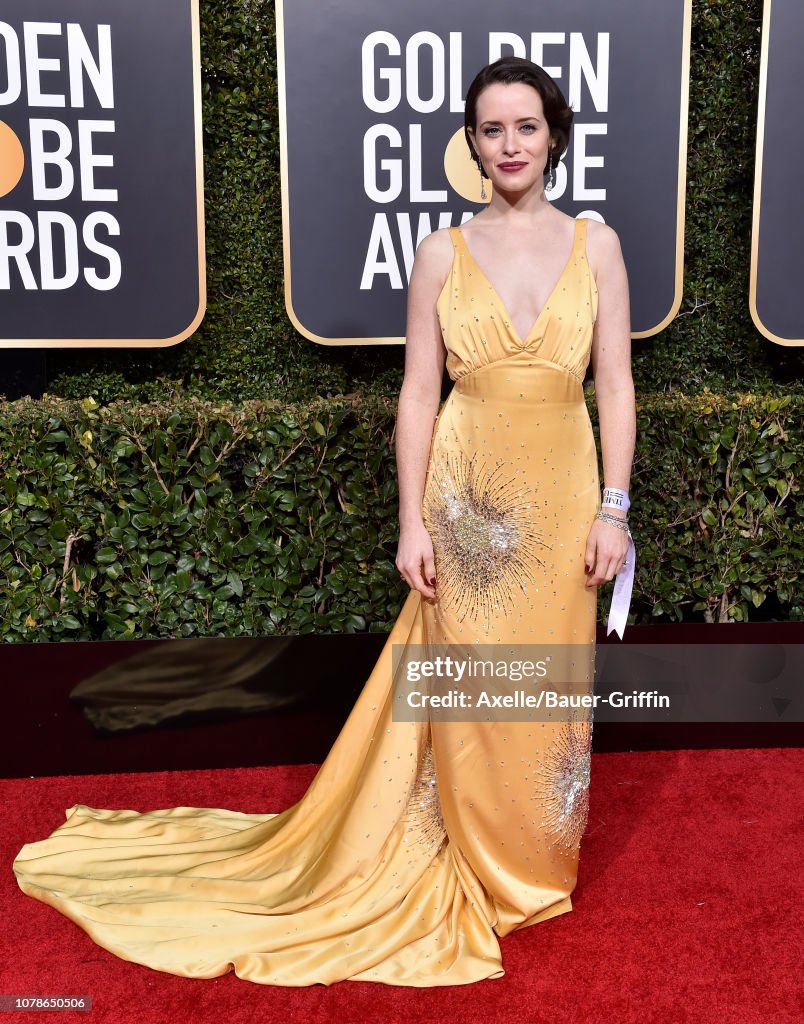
[595,510,631,534]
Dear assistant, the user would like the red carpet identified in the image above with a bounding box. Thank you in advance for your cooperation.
[1,748,801,1024]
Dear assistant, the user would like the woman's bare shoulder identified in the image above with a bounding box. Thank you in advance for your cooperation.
[411,226,455,290]
[584,218,623,278]
[584,217,622,250]
[416,225,455,259]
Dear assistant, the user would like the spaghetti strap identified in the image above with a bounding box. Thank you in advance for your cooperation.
[573,216,587,257]
[447,224,463,253]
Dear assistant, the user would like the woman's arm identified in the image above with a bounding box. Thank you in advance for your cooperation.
[395,228,451,598]
[585,222,636,585]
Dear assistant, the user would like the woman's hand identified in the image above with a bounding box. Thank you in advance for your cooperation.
[396,520,437,599]
[584,515,630,587]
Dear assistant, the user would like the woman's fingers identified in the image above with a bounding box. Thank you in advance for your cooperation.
[415,558,437,599]
[584,524,629,586]
[396,557,437,599]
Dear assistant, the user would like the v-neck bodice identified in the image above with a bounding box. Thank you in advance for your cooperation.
[436,217,598,385]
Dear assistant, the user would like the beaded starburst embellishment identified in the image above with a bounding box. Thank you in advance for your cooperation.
[422,448,549,622]
[530,715,593,851]
[401,738,447,856]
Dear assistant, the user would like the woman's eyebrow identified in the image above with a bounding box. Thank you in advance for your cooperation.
[478,116,541,127]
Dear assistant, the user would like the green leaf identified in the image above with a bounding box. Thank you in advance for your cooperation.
[227,570,243,597]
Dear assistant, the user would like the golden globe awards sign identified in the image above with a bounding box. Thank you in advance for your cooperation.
[277,0,691,346]
[0,1,204,348]
[750,0,804,347]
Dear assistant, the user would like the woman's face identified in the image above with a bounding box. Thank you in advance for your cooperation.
[467,81,554,195]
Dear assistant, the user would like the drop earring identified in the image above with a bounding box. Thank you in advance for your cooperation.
[545,150,555,193]
[476,156,487,200]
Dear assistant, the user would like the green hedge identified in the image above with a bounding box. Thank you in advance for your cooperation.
[0,396,402,640]
[630,389,802,622]
[1,392,800,642]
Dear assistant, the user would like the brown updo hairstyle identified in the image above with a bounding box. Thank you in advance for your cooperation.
[464,56,574,179]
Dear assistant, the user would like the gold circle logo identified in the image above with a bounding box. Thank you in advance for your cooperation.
[444,127,491,205]
[0,121,24,198]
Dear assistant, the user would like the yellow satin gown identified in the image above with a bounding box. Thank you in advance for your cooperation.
[12,216,600,987]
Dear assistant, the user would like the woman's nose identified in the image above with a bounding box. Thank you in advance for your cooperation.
[503,130,520,154]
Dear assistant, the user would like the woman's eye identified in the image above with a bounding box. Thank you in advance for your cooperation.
[481,124,537,136]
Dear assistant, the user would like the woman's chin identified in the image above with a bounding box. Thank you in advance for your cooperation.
[489,177,545,199]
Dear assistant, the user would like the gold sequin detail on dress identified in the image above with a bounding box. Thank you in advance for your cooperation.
[400,737,446,856]
[530,716,593,851]
[422,448,548,623]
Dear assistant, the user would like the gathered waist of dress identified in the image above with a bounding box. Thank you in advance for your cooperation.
[453,355,586,407]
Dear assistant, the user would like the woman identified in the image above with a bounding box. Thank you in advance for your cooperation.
[398,59,633,607]
[12,57,635,987]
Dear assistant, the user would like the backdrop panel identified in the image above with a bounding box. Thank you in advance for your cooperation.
[750,0,804,347]
[0,0,205,347]
[278,0,691,344]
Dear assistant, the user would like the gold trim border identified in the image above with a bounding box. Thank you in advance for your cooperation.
[633,0,691,339]
[0,0,207,349]
[278,0,692,346]
[748,0,801,346]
